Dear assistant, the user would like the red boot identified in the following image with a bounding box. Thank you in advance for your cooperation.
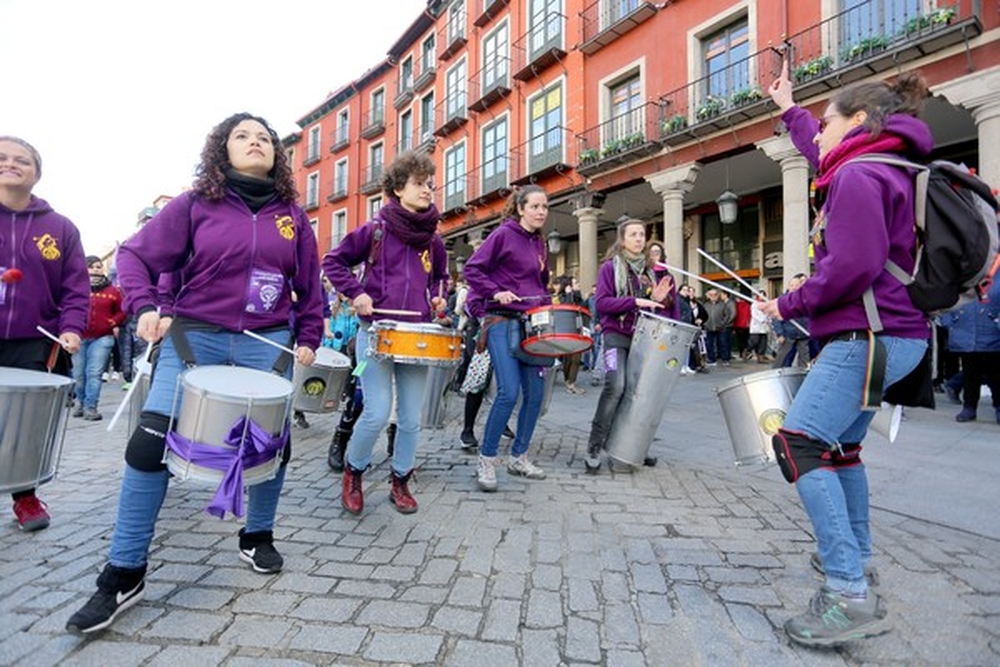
[389,471,418,514]
[342,466,364,515]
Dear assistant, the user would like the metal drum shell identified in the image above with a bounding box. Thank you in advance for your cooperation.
[292,347,351,414]
[0,368,73,494]
[715,367,808,467]
[605,313,699,468]
[421,365,457,429]
[369,321,462,367]
[521,304,593,357]
[167,366,292,486]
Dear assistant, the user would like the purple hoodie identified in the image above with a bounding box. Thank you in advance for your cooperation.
[0,195,89,340]
[464,218,551,315]
[116,190,324,350]
[595,258,680,339]
[778,107,931,340]
[322,211,448,325]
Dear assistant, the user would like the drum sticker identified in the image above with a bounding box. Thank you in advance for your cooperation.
[302,377,327,397]
[603,347,618,372]
[759,409,787,436]
[530,310,552,327]
[245,269,284,313]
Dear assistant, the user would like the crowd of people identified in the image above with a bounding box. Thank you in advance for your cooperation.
[3,60,996,650]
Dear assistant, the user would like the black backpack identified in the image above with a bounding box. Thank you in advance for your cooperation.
[852,155,1000,317]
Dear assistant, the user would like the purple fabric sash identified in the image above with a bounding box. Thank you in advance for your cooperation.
[165,417,288,519]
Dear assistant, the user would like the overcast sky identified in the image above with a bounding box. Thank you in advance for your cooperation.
[2,0,425,254]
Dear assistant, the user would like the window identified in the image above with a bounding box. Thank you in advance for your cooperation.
[840,0,921,49]
[334,159,348,198]
[368,196,383,219]
[307,125,321,163]
[332,210,347,248]
[608,74,643,142]
[529,83,563,172]
[482,117,508,194]
[703,19,749,100]
[336,109,349,145]
[448,0,466,43]
[601,0,640,29]
[372,89,385,124]
[446,59,467,120]
[444,143,467,211]
[422,34,436,72]
[370,143,384,181]
[306,172,320,208]
[310,218,319,244]
[400,111,414,152]
[420,93,435,140]
[701,204,760,273]
[529,0,562,57]
[401,56,414,91]
[483,22,508,90]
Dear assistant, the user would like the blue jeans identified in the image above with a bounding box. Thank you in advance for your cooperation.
[72,335,115,409]
[108,327,293,569]
[481,319,546,458]
[345,326,427,475]
[784,335,927,595]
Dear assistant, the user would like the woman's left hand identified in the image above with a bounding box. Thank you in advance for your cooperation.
[295,346,316,367]
[430,296,447,313]
[759,299,784,320]
[651,276,674,302]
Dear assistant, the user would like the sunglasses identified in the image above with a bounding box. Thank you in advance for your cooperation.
[817,114,840,133]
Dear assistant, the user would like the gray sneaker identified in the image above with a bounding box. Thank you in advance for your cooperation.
[785,586,891,648]
[477,455,498,492]
[507,454,546,479]
[810,552,880,587]
[71,400,84,418]
[82,407,103,422]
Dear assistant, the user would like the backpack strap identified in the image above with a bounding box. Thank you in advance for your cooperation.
[358,217,385,287]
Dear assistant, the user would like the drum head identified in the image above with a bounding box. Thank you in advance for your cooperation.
[314,348,351,368]
[182,366,292,399]
[0,367,74,389]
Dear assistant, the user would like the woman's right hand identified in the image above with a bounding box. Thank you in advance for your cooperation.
[635,298,663,311]
[768,58,795,113]
[137,310,162,343]
[353,293,373,317]
[493,290,520,305]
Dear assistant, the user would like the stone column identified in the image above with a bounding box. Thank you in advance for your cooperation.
[933,67,1000,191]
[756,135,811,290]
[573,206,603,294]
[645,163,702,269]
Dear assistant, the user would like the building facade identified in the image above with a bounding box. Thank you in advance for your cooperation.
[286,0,998,296]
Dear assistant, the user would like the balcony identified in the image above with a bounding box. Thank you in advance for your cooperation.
[464,157,513,205]
[438,12,468,62]
[359,164,384,195]
[326,179,349,203]
[414,58,437,93]
[509,128,571,185]
[360,109,386,140]
[393,79,415,110]
[474,0,508,28]
[784,1,982,101]
[441,172,472,214]
[512,12,567,81]
[579,0,657,55]
[434,98,469,137]
[575,102,661,176]
[303,147,321,167]
[468,61,511,112]
[329,127,350,153]
[417,128,437,153]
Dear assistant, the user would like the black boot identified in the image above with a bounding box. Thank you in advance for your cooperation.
[327,427,350,472]
[66,563,147,634]
[386,422,397,457]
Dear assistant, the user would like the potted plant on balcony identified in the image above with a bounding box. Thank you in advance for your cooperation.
[843,34,890,62]
[578,147,600,166]
[660,114,688,136]
[730,85,764,108]
[621,132,645,150]
[793,55,834,83]
[695,96,726,122]
[904,6,957,35]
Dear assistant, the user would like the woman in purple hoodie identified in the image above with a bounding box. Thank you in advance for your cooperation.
[323,151,448,517]
[761,63,932,647]
[67,113,324,635]
[0,136,89,532]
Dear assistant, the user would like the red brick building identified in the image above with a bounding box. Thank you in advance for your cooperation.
[287,0,998,296]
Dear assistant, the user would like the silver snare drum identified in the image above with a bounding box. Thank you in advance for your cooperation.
[0,368,73,494]
[715,368,808,467]
[292,347,351,413]
[167,366,292,486]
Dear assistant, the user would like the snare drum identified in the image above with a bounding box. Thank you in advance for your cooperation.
[0,368,73,494]
[369,320,462,366]
[292,347,351,413]
[521,305,593,357]
[166,366,292,485]
[715,368,808,467]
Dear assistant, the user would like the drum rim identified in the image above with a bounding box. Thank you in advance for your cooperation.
[715,366,809,393]
[520,333,593,357]
[524,304,590,316]
[0,367,75,388]
[371,320,457,334]
[636,311,701,331]
[181,365,293,399]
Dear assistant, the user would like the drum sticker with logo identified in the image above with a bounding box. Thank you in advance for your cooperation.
[302,376,327,397]
[529,310,552,327]
[245,269,284,313]
[759,408,787,436]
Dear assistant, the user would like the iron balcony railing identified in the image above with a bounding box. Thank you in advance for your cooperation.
[576,101,661,173]
[468,58,511,112]
[360,163,384,195]
[578,0,656,54]
[360,108,386,139]
[512,10,567,81]
[329,126,349,153]
[509,127,571,184]
[464,155,513,204]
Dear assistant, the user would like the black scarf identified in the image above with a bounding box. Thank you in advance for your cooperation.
[225,168,278,213]
[379,197,441,248]
[90,274,111,292]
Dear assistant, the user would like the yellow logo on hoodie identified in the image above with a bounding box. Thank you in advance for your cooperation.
[34,234,61,260]
[420,249,432,273]
[275,215,295,241]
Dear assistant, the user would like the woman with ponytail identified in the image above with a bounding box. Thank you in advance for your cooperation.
[762,64,932,647]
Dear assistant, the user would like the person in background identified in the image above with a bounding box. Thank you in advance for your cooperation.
[763,62,932,647]
[940,279,1000,423]
[747,289,771,362]
[66,112,324,634]
[0,135,89,532]
[71,255,126,421]
[464,185,553,491]
[733,290,752,360]
[323,150,447,516]
[771,273,813,369]
[556,275,586,395]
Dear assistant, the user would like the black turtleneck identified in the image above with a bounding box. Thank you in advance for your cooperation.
[225,168,278,213]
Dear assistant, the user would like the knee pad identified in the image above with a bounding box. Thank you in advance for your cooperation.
[831,443,863,468]
[771,429,834,483]
[124,412,172,472]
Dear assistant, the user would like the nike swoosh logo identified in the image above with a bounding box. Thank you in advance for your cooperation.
[116,583,140,605]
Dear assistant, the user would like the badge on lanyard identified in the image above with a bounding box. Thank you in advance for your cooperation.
[246,269,284,313]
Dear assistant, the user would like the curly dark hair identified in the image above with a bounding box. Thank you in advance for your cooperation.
[382,150,436,199]
[831,71,928,139]
[192,112,298,202]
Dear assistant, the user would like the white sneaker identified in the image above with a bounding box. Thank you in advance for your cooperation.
[101,372,110,382]
[680,366,694,376]
[507,454,546,479]
[110,371,120,382]
[477,455,498,492]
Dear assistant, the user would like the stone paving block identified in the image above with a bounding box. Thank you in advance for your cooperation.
[145,609,231,641]
[444,639,518,667]
[535,537,562,563]
[145,645,232,666]
[218,615,295,648]
[525,589,563,629]
[288,594,361,622]
[59,640,159,667]
[717,584,782,607]
[448,575,486,606]
[490,571,527,599]
[269,572,336,594]
[288,623,368,655]
[225,657,317,667]
[356,599,431,628]
[0,631,35,665]
[167,585,235,610]
[637,591,674,624]
[631,562,668,593]
[371,564,417,581]
[232,590,299,615]
[703,565,766,584]
[481,598,521,641]
[196,566,273,589]
[603,602,641,646]
[567,577,599,613]
[400,585,449,604]
[726,602,777,641]
[417,557,458,585]
[148,562,212,583]
[392,541,429,566]
[606,648,647,667]
[431,606,482,635]
[362,630,444,664]
[333,580,396,599]
[521,628,561,667]
[531,563,563,591]
[601,571,630,602]
[565,615,601,662]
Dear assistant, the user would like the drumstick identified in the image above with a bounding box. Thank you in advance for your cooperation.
[35,325,65,348]
[106,342,156,432]
[696,248,761,299]
[662,263,810,337]
[242,329,296,356]
[372,307,422,316]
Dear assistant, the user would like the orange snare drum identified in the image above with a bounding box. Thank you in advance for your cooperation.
[521,304,593,357]
[369,320,462,366]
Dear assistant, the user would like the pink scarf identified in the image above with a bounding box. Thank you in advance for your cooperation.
[814,132,907,191]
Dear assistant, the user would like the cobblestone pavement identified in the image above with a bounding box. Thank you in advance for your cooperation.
[2,362,998,666]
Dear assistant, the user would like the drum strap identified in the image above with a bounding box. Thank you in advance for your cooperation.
[829,330,886,410]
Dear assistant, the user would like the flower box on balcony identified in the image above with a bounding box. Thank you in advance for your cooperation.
[793,55,834,84]
[843,34,890,63]
[730,86,764,108]
[695,96,726,123]
[578,148,600,166]
[660,114,688,136]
